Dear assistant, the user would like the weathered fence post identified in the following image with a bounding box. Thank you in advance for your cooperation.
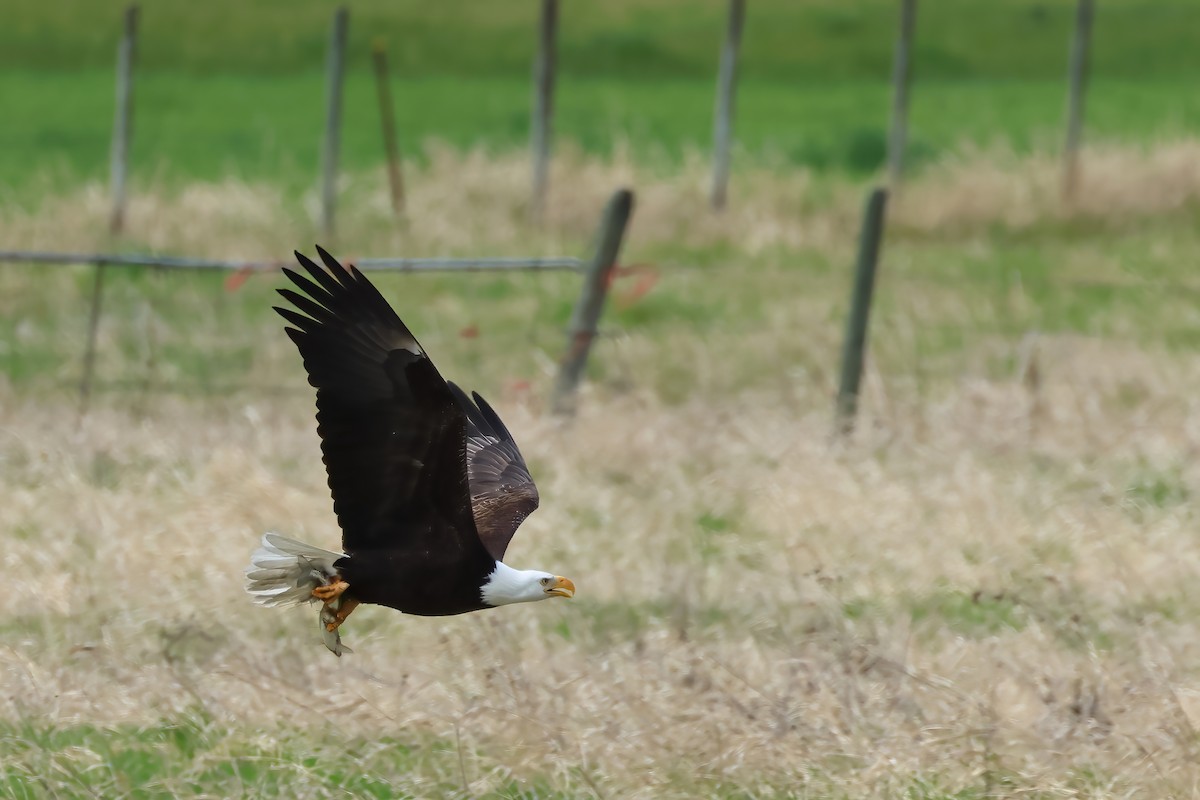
[835,188,889,435]
[530,0,559,223]
[79,262,108,414]
[321,6,349,242]
[97,3,135,412]
[710,0,745,212]
[552,189,635,415]
[1063,0,1095,203]
[109,4,139,235]
[372,39,406,219]
[886,0,917,189]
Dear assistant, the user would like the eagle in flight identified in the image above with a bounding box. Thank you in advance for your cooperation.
[244,247,574,655]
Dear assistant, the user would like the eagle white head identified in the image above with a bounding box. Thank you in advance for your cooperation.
[481,562,575,606]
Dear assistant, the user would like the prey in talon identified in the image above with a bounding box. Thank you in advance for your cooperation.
[311,574,358,655]
[244,247,575,656]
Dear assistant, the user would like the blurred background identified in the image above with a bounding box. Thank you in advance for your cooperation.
[4,2,1200,798]
[4,1,1200,194]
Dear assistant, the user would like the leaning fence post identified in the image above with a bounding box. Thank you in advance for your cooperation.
[710,0,745,212]
[886,0,916,189]
[109,5,139,235]
[835,188,889,436]
[1062,0,1094,203]
[372,39,405,218]
[530,0,559,223]
[552,189,635,415]
[80,261,108,415]
[320,6,349,242]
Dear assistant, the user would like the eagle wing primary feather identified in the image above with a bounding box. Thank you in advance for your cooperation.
[447,382,540,561]
[276,247,483,556]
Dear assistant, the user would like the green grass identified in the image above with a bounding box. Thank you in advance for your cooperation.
[7,72,1200,196]
[7,1,1200,194]
[908,587,1025,637]
[0,715,483,799]
[8,0,1200,79]
[0,714,1092,799]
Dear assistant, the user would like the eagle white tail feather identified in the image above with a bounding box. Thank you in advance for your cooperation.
[244,532,345,608]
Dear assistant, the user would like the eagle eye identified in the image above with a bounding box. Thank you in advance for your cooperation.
[540,577,550,586]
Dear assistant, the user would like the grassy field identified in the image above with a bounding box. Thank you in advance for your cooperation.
[4,143,1200,796]
[8,71,1200,197]
[7,2,1200,797]
[9,0,1200,78]
[6,0,1200,195]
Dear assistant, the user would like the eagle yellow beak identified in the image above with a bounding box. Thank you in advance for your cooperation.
[548,576,575,598]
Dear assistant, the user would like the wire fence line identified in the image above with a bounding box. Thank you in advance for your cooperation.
[0,251,583,274]
[3,188,634,418]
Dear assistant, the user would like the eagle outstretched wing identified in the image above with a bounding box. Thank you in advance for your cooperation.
[447,383,540,561]
[274,247,484,558]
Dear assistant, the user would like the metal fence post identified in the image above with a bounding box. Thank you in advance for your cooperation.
[835,188,889,435]
[552,189,635,415]
[530,0,559,223]
[321,6,349,242]
[710,0,745,212]
[886,0,916,189]
[109,5,139,235]
[372,39,406,219]
[1063,0,1095,203]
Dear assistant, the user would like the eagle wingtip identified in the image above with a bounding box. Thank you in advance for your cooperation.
[315,245,346,276]
[294,250,321,274]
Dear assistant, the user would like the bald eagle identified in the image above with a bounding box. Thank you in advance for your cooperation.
[244,247,574,655]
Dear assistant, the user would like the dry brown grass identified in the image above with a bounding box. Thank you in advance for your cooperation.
[892,140,1200,233]
[7,137,1200,262]
[6,366,1200,797]
[4,143,1200,797]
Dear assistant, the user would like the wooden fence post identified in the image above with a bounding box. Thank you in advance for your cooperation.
[109,5,139,235]
[710,0,745,212]
[1063,0,1095,203]
[886,0,917,189]
[835,188,889,436]
[552,189,635,415]
[321,6,349,242]
[372,39,406,219]
[530,0,559,223]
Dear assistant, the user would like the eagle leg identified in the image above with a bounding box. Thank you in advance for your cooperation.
[312,579,349,602]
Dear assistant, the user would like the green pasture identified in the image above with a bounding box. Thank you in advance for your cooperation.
[5,0,1200,194]
[7,0,1200,79]
[3,715,642,800]
[6,71,1200,197]
[0,716,996,800]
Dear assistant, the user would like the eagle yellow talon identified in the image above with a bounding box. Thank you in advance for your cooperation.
[313,580,349,602]
[322,597,360,632]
